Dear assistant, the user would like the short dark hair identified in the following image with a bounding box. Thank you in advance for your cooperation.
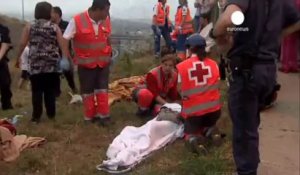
[34,1,52,20]
[53,6,62,18]
[91,0,110,10]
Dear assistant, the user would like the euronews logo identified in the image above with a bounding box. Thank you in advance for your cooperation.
[227,11,249,32]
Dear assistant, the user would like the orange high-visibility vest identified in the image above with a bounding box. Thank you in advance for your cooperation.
[171,31,178,42]
[105,15,112,35]
[73,12,112,68]
[147,66,178,98]
[177,56,221,118]
[175,5,194,34]
[153,2,172,27]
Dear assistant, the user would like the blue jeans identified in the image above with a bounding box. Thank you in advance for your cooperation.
[152,24,174,55]
[194,16,201,33]
[229,63,276,175]
[176,34,189,52]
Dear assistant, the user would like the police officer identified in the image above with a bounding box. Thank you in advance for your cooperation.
[0,24,13,110]
[212,0,300,174]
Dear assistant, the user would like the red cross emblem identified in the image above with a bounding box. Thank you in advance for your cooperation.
[188,62,212,86]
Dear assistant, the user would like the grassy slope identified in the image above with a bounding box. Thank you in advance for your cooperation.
[0,16,234,175]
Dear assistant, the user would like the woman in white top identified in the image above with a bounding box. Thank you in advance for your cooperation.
[17,46,30,89]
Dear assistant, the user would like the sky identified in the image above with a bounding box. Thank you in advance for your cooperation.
[0,0,196,21]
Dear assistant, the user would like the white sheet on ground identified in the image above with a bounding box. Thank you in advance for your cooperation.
[101,103,184,171]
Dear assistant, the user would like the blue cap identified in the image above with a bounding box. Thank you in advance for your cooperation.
[185,34,206,48]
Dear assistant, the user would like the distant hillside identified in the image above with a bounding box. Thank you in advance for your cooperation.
[0,15,26,59]
[0,14,153,59]
[111,18,151,35]
[0,14,152,35]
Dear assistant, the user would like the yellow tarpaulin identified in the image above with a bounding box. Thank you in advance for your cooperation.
[108,76,145,106]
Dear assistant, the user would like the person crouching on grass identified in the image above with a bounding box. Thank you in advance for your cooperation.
[177,34,223,154]
[15,1,68,124]
[132,48,179,118]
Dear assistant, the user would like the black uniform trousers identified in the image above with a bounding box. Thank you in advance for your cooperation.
[229,62,276,175]
[0,60,13,110]
[55,70,77,97]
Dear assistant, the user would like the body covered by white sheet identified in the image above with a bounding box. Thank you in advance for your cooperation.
[101,103,184,171]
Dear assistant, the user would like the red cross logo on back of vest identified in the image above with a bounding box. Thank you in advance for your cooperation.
[188,61,212,86]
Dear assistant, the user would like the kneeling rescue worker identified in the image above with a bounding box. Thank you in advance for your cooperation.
[132,49,179,117]
[177,34,222,154]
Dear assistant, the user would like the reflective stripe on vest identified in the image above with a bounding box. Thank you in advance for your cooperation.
[82,93,93,98]
[157,68,162,89]
[146,67,162,89]
[175,6,194,34]
[147,66,176,98]
[78,12,108,30]
[94,89,108,93]
[79,13,89,29]
[177,56,221,117]
[183,100,221,115]
[76,56,111,64]
[146,67,164,96]
[156,68,166,97]
[73,42,106,50]
[181,83,220,98]
[182,21,194,30]
[74,12,111,67]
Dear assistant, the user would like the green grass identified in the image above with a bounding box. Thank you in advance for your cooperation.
[0,54,234,175]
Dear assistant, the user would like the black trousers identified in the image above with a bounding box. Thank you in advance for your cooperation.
[0,60,13,110]
[63,70,76,92]
[78,66,109,94]
[55,70,77,97]
[184,110,221,135]
[229,64,276,175]
[30,73,60,120]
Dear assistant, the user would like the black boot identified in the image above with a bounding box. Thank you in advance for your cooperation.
[185,135,208,155]
[30,118,40,124]
[135,108,151,118]
[99,117,113,127]
[2,104,13,110]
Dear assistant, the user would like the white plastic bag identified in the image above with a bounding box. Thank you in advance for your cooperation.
[59,57,70,71]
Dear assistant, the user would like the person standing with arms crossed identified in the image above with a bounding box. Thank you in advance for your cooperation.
[212,0,300,174]
[62,0,112,126]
